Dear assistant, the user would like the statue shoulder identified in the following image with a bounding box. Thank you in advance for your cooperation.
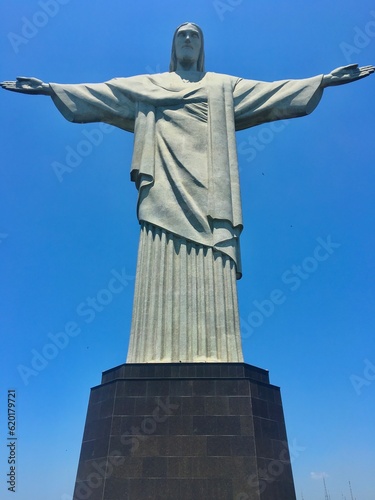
[205,71,242,90]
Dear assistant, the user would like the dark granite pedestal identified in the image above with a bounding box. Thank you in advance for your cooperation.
[73,363,296,500]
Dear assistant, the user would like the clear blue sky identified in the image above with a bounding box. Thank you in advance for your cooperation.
[1,1,374,499]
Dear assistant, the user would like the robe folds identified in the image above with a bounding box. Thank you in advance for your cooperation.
[50,72,323,362]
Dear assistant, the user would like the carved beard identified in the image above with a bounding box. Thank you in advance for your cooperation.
[178,55,196,70]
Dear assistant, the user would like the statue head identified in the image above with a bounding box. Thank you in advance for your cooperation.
[169,22,205,72]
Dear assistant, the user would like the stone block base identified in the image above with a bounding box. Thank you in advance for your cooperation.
[73,363,296,500]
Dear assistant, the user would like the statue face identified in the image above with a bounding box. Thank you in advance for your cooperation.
[174,24,202,67]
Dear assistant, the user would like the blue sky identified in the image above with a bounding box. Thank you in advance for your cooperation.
[0,1,374,498]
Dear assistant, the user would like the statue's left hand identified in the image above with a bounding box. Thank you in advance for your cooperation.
[0,77,51,95]
[322,64,374,87]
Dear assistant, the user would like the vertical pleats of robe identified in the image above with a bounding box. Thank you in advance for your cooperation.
[126,222,244,363]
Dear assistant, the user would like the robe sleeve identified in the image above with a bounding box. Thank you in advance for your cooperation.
[49,77,138,132]
[233,75,324,131]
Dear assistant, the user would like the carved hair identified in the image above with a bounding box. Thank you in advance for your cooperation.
[169,22,205,72]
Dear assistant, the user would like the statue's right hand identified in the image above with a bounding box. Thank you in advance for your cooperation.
[0,77,51,95]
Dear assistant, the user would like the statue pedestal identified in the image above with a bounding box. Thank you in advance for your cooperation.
[73,363,296,500]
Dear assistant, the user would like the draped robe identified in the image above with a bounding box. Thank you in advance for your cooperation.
[50,71,323,362]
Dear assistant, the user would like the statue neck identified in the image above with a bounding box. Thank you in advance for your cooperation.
[176,59,198,72]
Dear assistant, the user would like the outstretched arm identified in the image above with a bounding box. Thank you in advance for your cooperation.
[1,75,139,131]
[0,77,52,95]
[321,64,374,88]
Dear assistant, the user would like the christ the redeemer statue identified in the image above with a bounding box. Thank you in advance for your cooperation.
[2,23,373,364]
